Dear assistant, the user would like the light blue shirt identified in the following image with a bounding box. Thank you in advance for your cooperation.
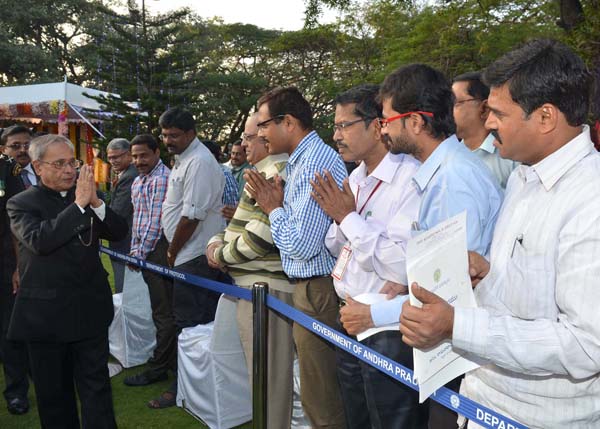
[470,133,518,189]
[269,131,347,278]
[371,135,503,326]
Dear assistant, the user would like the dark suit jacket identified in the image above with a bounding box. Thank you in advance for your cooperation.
[6,184,128,342]
[1,158,24,284]
[1,163,38,266]
[108,163,136,253]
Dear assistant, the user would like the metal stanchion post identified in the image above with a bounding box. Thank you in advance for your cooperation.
[252,282,268,429]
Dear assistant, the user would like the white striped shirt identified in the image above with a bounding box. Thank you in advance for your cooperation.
[453,126,600,428]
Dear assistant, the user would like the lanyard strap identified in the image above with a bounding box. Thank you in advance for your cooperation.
[356,180,383,216]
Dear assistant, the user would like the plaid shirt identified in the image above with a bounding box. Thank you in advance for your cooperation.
[269,131,347,278]
[130,160,170,260]
[221,165,239,207]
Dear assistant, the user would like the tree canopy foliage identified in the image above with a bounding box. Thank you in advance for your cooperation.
[0,0,597,147]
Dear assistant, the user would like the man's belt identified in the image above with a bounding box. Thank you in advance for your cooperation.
[288,274,330,284]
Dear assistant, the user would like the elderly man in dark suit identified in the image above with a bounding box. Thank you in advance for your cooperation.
[7,134,128,429]
[107,138,136,293]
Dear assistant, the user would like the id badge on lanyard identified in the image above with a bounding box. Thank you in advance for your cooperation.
[332,180,383,281]
[332,245,352,281]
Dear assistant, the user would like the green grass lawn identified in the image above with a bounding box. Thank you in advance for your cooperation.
[0,363,252,428]
[0,253,252,428]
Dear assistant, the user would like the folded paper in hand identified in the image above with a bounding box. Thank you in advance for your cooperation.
[406,211,480,402]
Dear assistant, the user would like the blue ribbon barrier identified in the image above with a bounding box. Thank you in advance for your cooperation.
[100,246,251,301]
[101,246,527,429]
[267,295,526,429]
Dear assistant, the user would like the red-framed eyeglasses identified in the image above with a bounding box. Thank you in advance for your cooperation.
[378,111,434,127]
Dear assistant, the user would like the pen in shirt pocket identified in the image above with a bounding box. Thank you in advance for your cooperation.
[510,234,524,258]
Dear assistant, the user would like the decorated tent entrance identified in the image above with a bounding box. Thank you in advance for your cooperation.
[0,79,121,185]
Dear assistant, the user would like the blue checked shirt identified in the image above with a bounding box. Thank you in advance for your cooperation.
[221,165,239,207]
[269,131,347,278]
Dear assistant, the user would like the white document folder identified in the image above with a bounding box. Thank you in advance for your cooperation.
[406,212,480,402]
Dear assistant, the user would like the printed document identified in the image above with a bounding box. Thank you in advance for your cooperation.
[406,212,479,402]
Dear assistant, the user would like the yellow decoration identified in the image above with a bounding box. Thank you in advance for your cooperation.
[49,100,60,115]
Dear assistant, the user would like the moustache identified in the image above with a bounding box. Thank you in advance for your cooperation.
[491,130,503,144]
[336,142,348,149]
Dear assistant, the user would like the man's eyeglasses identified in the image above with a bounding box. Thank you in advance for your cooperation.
[39,158,83,170]
[454,98,482,107]
[333,118,374,133]
[107,152,129,162]
[242,133,258,141]
[378,111,434,128]
[6,143,30,150]
[159,132,185,141]
[256,115,285,129]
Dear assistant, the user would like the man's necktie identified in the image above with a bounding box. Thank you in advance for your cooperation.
[20,169,32,189]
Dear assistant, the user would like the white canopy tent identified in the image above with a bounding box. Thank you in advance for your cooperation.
[0,78,129,138]
[0,79,131,184]
[0,81,118,111]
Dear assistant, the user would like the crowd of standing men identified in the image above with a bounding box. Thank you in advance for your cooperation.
[1,37,600,429]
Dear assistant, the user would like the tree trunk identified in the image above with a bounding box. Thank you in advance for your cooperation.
[557,0,585,29]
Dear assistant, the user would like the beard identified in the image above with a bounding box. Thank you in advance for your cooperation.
[387,133,418,156]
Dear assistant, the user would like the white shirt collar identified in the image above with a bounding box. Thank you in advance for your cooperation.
[24,163,35,175]
[518,125,593,191]
[351,152,406,186]
[175,137,200,163]
[477,133,497,154]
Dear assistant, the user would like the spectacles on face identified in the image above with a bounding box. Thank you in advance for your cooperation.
[333,117,373,133]
[242,133,258,142]
[378,111,434,128]
[6,143,30,150]
[256,115,285,130]
[107,151,129,162]
[159,132,185,141]
[39,158,83,170]
[454,98,482,107]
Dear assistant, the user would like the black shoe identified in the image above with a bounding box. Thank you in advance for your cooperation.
[7,397,29,415]
[123,371,167,386]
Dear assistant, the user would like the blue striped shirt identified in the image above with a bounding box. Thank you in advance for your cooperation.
[221,165,239,207]
[269,131,347,278]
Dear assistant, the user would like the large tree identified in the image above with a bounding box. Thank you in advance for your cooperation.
[78,2,198,138]
[0,0,102,84]
[557,0,600,121]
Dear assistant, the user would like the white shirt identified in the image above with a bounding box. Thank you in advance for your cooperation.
[75,201,106,220]
[161,138,225,266]
[470,133,517,189]
[325,152,421,300]
[453,126,600,428]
